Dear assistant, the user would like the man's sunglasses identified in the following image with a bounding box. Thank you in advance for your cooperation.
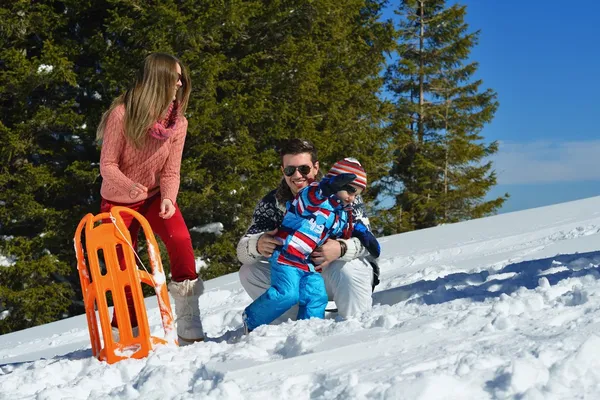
[340,184,358,194]
[283,165,312,177]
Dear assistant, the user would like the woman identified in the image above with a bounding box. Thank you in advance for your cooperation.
[97,53,203,345]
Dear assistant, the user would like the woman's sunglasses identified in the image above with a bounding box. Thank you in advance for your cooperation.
[283,165,312,177]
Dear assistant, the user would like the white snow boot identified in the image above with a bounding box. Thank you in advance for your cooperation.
[111,326,139,342]
[168,278,205,345]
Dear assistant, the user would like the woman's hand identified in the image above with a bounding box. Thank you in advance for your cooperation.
[159,198,176,219]
[129,183,148,199]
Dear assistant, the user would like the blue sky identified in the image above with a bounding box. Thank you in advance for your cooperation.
[381,0,600,213]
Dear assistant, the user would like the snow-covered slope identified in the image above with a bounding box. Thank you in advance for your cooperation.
[3,197,600,399]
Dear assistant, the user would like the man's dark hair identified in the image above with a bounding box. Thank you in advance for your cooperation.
[278,138,318,164]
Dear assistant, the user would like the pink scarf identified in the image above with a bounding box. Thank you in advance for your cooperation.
[148,102,179,140]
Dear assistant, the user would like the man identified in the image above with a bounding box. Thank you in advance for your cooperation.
[236,138,379,321]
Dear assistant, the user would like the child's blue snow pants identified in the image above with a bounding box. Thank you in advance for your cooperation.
[243,262,328,331]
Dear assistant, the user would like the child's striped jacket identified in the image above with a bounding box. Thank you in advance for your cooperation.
[271,181,350,272]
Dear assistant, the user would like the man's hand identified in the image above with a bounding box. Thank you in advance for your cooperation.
[311,239,342,269]
[159,198,176,219]
[257,229,282,257]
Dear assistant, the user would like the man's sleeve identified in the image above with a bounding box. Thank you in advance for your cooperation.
[338,194,372,261]
[351,194,371,229]
[236,192,282,264]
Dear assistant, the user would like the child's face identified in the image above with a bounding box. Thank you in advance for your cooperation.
[336,184,363,205]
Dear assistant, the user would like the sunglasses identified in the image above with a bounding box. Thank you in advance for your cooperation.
[283,165,312,177]
[340,184,358,194]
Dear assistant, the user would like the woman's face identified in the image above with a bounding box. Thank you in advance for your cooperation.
[281,153,319,195]
[173,63,182,101]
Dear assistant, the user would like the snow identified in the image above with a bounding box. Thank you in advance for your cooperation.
[37,64,53,74]
[191,222,224,236]
[0,254,15,267]
[195,257,208,272]
[4,196,600,398]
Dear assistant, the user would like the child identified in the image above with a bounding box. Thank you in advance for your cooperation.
[243,158,380,332]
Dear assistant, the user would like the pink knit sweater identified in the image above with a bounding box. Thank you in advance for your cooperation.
[99,104,188,204]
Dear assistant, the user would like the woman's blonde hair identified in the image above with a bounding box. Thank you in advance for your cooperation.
[96,52,191,147]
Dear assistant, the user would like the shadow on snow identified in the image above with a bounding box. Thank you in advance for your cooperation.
[373,251,600,306]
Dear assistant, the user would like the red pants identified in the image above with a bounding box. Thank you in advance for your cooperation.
[101,194,197,327]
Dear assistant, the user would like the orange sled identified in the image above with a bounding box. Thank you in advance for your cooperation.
[74,206,177,364]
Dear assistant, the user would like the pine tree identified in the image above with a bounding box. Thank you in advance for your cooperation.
[0,2,89,332]
[0,1,394,332]
[379,0,507,234]
[175,0,396,278]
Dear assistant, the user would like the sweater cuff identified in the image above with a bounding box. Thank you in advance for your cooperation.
[160,187,178,205]
[236,232,264,264]
[338,238,362,261]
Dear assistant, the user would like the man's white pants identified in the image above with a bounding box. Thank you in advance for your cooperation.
[239,258,373,323]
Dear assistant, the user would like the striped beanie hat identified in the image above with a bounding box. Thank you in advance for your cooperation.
[326,158,367,189]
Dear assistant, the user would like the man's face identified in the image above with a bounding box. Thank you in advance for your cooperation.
[281,153,319,195]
